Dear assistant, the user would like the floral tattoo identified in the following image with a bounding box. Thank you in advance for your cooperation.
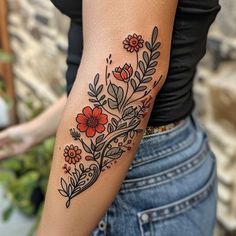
[58,26,162,208]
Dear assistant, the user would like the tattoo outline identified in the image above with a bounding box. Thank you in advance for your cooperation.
[58,26,162,208]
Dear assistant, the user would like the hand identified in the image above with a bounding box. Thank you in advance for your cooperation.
[0,122,37,161]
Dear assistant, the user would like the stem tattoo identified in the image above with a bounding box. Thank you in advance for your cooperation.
[58,26,162,208]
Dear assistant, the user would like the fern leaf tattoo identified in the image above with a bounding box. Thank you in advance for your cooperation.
[58,26,162,208]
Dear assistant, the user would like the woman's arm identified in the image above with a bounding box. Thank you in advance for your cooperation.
[0,95,66,160]
[38,1,177,235]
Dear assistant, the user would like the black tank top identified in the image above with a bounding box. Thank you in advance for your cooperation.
[51,0,220,126]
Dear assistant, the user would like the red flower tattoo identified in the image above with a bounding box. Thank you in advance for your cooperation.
[123,33,144,52]
[112,63,133,82]
[64,144,82,164]
[62,164,71,174]
[76,106,108,137]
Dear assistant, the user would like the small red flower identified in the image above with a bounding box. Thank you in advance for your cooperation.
[64,144,82,164]
[62,163,71,174]
[76,106,108,137]
[112,63,133,82]
[123,33,144,52]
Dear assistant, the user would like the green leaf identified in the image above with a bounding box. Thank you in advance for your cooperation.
[96,85,103,95]
[95,142,105,152]
[117,87,124,104]
[96,134,104,144]
[131,79,137,90]
[82,141,93,154]
[2,205,14,221]
[151,52,160,60]
[90,139,96,151]
[122,107,136,120]
[152,26,158,45]
[139,61,145,74]
[89,84,95,93]
[105,147,124,159]
[108,82,118,98]
[0,171,15,184]
[94,73,99,86]
[149,61,158,67]
[145,68,156,76]
[88,91,95,97]
[108,98,118,109]
[142,77,152,83]
[135,71,141,81]
[94,153,101,159]
[89,98,97,103]
[135,86,147,92]
[0,49,12,62]
[143,51,149,65]
[145,41,152,51]
[107,82,124,108]
[153,42,161,51]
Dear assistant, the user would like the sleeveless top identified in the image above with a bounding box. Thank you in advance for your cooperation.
[50,0,220,126]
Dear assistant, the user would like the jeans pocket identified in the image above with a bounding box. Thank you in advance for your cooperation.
[137,159,217,236]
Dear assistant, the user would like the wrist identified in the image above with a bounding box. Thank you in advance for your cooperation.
[26,119,46,145]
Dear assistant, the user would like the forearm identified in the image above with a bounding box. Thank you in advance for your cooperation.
[38,1,177,235]
[29,95,67,144]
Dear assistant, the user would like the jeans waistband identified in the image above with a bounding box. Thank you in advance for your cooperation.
[132,115,200,167]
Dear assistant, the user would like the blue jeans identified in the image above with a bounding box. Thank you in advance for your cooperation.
[92,116,218,236]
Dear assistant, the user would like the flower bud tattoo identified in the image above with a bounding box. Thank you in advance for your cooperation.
[58,26,162,208]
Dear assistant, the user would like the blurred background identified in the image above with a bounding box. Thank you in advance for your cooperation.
[0,0,235,235]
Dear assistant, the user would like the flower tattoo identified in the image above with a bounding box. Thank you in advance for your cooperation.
[112,63,133,82]
[64,144,82,164]
[123,33,144,52]
[58,26,162,208]
[76,106,108,137]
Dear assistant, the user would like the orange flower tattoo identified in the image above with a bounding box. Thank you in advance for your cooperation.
[76,106,108,137]
[64,144,82,164]
[112,63,133,82]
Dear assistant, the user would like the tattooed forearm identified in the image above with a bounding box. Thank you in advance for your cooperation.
[58,26,162,208]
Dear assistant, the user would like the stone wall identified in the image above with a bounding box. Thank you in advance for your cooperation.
[194,1,236,235]
[8,0,69,121]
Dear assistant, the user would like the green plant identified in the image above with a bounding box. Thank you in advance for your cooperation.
[0,138,54,220]
[0,49,12,63]
[0,99,54,235]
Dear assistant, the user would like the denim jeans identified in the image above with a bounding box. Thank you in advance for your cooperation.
[92,116,218,236]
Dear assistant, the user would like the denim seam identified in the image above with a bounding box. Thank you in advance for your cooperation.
[137,163,216,225]
[131,132,196,168]
[121,141,209,193]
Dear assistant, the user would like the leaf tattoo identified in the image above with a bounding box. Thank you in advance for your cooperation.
[58,26,162,208]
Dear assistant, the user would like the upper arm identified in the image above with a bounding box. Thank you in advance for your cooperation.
[81,0,178,81]
[38,2,178,235]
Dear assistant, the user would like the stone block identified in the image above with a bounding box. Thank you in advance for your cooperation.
[207,65,236,131]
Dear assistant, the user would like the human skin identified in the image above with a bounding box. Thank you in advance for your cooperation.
[37,1,178,235]
[0,95,66,160]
